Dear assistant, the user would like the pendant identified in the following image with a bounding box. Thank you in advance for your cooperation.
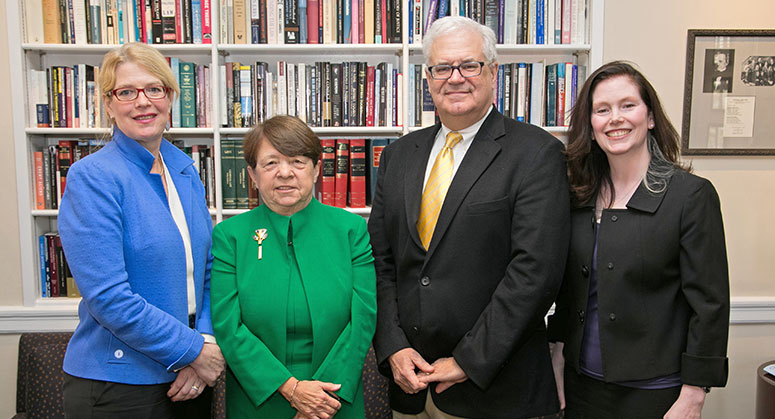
[253,228,268,260]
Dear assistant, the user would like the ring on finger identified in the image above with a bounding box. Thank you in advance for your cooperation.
[191,385,200,392]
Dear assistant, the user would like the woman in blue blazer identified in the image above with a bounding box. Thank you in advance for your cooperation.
[548,62,730,419]
[58,43,224,419]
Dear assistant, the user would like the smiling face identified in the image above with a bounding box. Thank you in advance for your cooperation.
[590,75,654,159]
[104,61,171,147]
[426,29,497,130]
[248,137,320,216]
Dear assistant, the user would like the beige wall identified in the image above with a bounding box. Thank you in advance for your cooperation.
[603,0,775,296]
[0,0,773,417]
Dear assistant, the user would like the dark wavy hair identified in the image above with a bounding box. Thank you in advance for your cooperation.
[565,61,690,207]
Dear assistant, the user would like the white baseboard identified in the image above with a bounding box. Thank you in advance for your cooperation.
[1,297,774,334]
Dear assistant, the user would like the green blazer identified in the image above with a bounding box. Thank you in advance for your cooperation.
[210,199,376,418]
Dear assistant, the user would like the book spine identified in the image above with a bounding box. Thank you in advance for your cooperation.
[161,0,176,42]
[38,235,48,297]
[47,234,59,296]
[34,152,45,210]
[331,63,342,126]
[516,62,526,122]
[368,138,388,204]
[307,0,319,43]
[234,140,248,208]
[420,69,434,126]
[202,0,212,42]
[284,0,299,42]
[319,138,336,205]
[179,62,197,127]
[43,0,63,43]
[220,139,236,208]
[545,63,556,126]
[556,61,565,126]
[191,0,203,42]
[55,236,68,296]
[365,65,375,126]
[334,139,349,208]
[349,138,366,207]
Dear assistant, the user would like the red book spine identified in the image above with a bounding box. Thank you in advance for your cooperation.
[307,0,319,43]
[34,152,45,210]
[58,140,73,197]
[358,0,364,43]
[365,65,375,126]
[334,139,349,208]
[47,235,59,297]
[175,0,183,42]
[379,0,386,43]
[318,138,336,205]
[349,139,366,207]
[202,0,212,43]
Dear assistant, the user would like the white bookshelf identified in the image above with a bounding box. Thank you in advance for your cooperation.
[7,0,604,311]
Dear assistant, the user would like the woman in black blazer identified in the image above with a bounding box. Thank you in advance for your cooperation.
[548,61,730,419]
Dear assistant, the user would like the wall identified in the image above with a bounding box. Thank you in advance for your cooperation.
[603,0,775,296]
[0,0,773,418]
[603,1,775,417]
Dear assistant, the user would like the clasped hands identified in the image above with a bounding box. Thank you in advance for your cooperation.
[280,377,343,419]
[389,348,468,394]
[168,342,226,402]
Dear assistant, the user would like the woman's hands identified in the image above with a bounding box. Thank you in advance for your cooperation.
[167,366,207,401]
[190,342,226,386]
[664,384,706,419]
[280,377,342,419]
[550,342,566,410]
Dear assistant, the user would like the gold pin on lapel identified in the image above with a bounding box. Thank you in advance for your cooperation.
[253,229,268,260]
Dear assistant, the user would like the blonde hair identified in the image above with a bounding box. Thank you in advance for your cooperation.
[99,43,180,102]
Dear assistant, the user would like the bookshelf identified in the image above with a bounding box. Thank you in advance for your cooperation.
[7,0,604,310]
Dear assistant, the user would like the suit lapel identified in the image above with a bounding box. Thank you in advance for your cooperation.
[404,125,440,250]
[424,110,504,262]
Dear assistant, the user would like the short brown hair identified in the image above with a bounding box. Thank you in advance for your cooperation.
[100,43,180,101]
[243,115,322,168]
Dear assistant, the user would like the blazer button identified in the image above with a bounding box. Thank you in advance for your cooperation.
[578,310,585,323]
[611,215,618,222]
[412,326,419,332]
[581,265,590,277]
[609,313,616,321]
[607,262,614,270]
[114,349,124,359]
[420,276,430,286]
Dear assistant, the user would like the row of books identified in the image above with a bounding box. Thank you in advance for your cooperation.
[30,0,213,44]
[33,140,107,210]
[220,0,402,44]
[317,138,395,208]
[220,61,401,128]
[402,61,586,128]
[28,60,211,129]
[495,61,586,127]
[175,143,219,207]
[410,0,587,44]
[38,232,80,298]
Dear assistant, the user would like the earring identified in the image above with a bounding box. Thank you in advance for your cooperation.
[165,120,171,131]
[648,123,654,129]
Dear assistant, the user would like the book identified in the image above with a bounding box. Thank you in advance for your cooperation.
[202,0,213,42]
[331,63,342,126]
[318,138,336,205]
[38,235,49,297]
[307,0,319,42]
[234,140,248,208]
[220,139,236,208]
[334,139,349,208]
[34,152,45,210]
[284,0,299,43]
[192,0,203,43]
[545,63,557,126]
[179,62,197,127]
[420,69,434,126]
[367,138,388,204]
[556,61,565,126]
[529,61,544,125]
[349,138,366,208]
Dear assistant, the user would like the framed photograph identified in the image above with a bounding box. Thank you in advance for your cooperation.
[682,29,775,155]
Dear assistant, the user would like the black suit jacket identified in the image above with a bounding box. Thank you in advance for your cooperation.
[547,170,729,387]
[368,109,570,418]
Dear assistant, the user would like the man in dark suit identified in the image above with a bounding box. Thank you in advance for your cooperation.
[368,16,570,419]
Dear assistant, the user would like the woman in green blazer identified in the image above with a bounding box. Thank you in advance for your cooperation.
[210,115,377,419]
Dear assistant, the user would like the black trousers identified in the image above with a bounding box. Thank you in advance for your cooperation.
[564,369,681,419]
[63,373,212,419]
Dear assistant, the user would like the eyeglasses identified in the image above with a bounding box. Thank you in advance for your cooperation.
[427,61,487,80]
[110,85,170,102]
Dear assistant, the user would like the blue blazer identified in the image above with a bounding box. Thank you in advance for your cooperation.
[58,128,213,385]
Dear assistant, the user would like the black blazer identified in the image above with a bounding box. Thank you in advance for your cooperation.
[368,109,570,418]
[547,170,729,387]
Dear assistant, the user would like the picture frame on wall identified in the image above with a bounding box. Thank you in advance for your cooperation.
[682,29,775,155]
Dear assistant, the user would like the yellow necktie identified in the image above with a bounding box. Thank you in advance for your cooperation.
[417,131,463,250]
